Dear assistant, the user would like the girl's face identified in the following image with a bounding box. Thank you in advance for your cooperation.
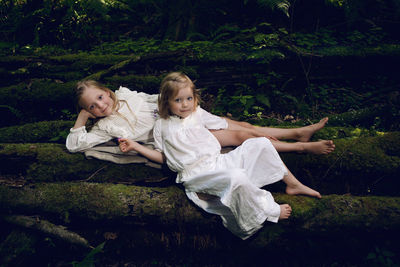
[169,85,195,119]
[80,86,114,118]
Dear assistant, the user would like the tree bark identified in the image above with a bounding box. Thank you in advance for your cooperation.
[1,182,399,248]
[1,132,399,194]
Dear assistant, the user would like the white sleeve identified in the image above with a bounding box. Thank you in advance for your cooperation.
[198,107,228,130]
[153,119,163,152]
[65,126,113,153]
[140,92,159,104]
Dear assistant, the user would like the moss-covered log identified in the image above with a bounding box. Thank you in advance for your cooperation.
[0,80,77,125]
[0,182,399,248]
[0,143,168,184]
[0,120,73,143]
[2,49,399,128]
[0,120,383,145]
[279,131,400,196]
[1,215,90,248]
[1,132,399,194]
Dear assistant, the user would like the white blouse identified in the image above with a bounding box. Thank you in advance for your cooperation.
[153,106,228,182]
[66,86,159,152]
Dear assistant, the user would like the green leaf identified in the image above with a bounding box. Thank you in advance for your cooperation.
[256,94,271,108]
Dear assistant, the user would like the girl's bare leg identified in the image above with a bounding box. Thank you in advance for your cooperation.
[211,129,335,154]
[225,117,329,141]
[270,139,335,155]
[211,129,261,147]
[283,167,321,198]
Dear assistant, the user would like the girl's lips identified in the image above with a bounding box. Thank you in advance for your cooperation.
[102,106,110,114]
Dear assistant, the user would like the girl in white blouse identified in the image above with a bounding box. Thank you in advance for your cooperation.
[66,80,335,154]
[118,72,321,239]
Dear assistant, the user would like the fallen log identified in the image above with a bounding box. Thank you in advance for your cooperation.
[0,120,382,144]
[280,131,400,195]
[0,143,168,184]
[0,120,73,143]
[1,215,91,248]
[1,132,399,194]
[0,182,399,248]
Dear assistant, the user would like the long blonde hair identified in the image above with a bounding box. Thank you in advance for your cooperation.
[158,72,201,119]
[75,80,137,131]
[75,80,119,112]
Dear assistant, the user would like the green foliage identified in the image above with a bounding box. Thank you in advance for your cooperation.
[254,0,290,17]
[1,0,399,52]
[307,84,363,114]
[212,86,272,120]
[366,246,397,267]
[71,242,105,267]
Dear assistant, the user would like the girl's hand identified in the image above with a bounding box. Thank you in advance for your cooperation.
[118,138,138,153]
[72,109,96,129]
[79,109,96,119]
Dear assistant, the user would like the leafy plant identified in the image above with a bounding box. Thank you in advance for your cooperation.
[366,246,397,266]
[250,0,291,17]
[71,242,105,267]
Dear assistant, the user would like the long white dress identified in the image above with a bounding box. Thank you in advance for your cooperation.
[153,107,288,239]
[66,86,159,152]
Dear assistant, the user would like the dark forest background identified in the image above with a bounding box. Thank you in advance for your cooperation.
[1,0,399,128]
[1,0,400,266]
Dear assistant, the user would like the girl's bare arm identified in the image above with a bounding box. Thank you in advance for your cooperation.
[118,138,165,164]
[73,109,95,129]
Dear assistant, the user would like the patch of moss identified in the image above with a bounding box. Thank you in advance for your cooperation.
[0,143,166,183]
[0,80,76,123]
[315,44,400,57]
[0,120,73,143]
[104,74,162,93]
[49,54,130,66]
[280,132,400,196]
[0,230,37,265]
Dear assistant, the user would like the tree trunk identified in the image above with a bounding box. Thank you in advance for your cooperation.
[1,182,399,248]
[1,132,399,194]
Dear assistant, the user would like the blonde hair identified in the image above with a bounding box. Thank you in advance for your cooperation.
[75,80,119,112]
[158,72,201,119]
[75,80,137,131]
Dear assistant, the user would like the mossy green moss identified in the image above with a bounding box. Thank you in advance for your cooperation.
[1,132,399,193]
[104,74,162,93]
[1,183,399,247]
[0,230,37,266]
[0,182,189,225]
[49,54,131,66]
[280,132,400,195]
[0,80,76,122]
[315,44,400,57]
[0,120,73,143]
[0,143,166,183]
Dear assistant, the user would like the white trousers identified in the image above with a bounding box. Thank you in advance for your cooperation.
[183,137,287,239]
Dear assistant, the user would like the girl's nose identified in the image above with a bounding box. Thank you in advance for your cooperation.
[97,101,105,109]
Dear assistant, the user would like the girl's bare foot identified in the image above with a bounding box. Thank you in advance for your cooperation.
[302,140,335,154]
[279,204,292,220]
[286,183,322,199]
[297,117,329,142]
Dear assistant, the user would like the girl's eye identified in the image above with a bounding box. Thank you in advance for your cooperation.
[175,98,181,103]
[187,97,193,101]
[98,95,103,100]
[89,105,94,110]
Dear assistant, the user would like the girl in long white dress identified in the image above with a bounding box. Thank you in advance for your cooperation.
[118,72,321,239]
[66,80,335,155]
